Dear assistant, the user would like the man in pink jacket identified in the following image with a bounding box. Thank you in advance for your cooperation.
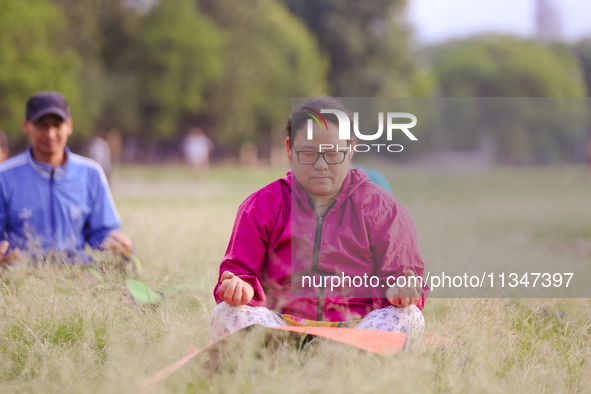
[211,97,428,349]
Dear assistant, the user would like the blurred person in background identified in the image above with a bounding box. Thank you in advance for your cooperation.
[353,163,393,195]
[0,91,133,266]
[0,130,8,163]
[182,127,213,178]
[106,129,122,166]
[89,129,112,182]
[211,97,428,350]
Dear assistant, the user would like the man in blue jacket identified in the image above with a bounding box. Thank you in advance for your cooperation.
[0,91,133,265]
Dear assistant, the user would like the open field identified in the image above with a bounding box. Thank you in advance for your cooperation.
[1,165,591,393]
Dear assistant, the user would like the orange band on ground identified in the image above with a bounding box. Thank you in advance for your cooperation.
[141,325,448,387]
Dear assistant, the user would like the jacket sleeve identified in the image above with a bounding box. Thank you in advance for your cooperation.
[369,201,429,310]
[83,168,122,249]
[213,194,271,307]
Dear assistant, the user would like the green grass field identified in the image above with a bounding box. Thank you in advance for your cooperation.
[1,165,590,393]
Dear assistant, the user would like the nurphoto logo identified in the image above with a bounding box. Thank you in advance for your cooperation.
[304,107,417,153]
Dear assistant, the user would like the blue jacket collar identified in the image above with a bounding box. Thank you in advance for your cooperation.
[26,144,69,179]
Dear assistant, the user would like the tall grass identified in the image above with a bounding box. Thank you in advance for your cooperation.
[0,165,589,393]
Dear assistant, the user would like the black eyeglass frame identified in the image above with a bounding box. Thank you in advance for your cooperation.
[292,148,348,165]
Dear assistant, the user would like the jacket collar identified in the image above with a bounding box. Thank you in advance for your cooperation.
[26,144,69,179]
[286,168,369,214]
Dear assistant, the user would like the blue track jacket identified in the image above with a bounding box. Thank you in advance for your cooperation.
[0,145,121,256]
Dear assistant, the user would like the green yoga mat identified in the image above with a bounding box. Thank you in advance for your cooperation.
[125,279,162,305]
[87,256,161,305]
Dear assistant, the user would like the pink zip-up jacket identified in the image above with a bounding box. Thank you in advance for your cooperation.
[214,169,429,321]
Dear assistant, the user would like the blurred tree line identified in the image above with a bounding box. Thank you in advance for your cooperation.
[0,0,418,159]
[0,0,590,163]
[423,35,589,164]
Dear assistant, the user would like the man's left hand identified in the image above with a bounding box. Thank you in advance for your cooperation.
[103,230,134,255]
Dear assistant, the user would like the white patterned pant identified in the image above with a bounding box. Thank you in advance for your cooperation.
[210,302,425,351]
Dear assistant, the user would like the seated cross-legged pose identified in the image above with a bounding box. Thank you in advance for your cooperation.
[211,97,429,350]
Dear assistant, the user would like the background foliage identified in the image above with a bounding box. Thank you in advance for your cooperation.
[0,0,589,162]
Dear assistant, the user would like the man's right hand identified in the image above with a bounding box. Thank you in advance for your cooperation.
[218,271,254,306]
[0,241,20,266]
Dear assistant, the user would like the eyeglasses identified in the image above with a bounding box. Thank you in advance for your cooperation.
[293,149,348,164]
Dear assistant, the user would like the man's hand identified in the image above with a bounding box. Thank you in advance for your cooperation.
[218,271,254,306]
[386,269,422,308]
[0,240,20,266]
[103,230,134,255]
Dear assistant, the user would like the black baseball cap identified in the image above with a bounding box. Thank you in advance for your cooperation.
[25,91,70,122]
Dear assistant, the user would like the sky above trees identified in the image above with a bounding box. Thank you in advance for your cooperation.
[409,0,591,44]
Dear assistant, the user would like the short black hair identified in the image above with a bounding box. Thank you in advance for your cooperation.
[285,96,355,147]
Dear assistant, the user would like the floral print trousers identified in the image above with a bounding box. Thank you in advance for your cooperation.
[210,302,425,351]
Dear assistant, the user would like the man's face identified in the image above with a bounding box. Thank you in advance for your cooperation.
[23,114,73,156]
[286,121,353,197]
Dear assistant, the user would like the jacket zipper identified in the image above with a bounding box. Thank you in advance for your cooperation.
[308,200,337,321]
[50,169,56,247]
